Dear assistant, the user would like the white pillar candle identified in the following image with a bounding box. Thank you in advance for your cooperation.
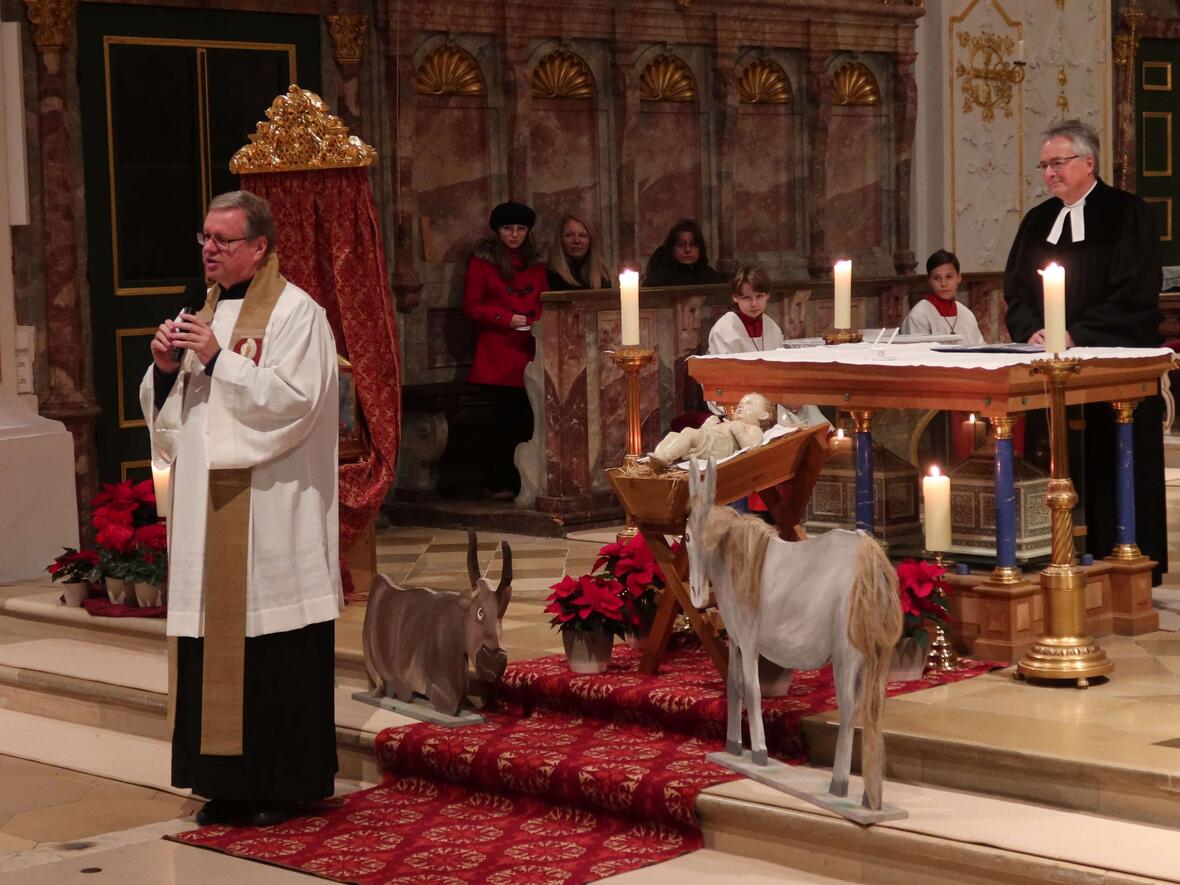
[620,270,640,346]
[833,260,852,330]
[1040,262,1066,354]
[923,465,951,553]
[151,461,172,520]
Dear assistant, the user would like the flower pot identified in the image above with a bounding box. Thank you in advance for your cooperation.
[888,637,930,682]
[106,577,133,606]
[562,629,614,674]
[758,656,795,697]
[135,582,163,608]
[61,582,88,608]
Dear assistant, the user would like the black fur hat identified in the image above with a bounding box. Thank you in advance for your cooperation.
[489,201,536,231]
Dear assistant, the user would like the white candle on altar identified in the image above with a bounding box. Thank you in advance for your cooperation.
[833,260,852,329]
[1040,262,1066,354]
[620,270,640,346]
[923,465,951,553]
[151,461,172,521]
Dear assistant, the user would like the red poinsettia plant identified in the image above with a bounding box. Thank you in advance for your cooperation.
[46,548,102,584]
[545,574,639,639]
[90,480,167,585]
[591,534,673,633]
[895,558,951,648]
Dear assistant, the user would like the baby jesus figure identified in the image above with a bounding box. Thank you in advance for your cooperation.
[649,392,777,468]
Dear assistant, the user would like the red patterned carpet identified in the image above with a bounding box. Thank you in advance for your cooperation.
[172,642,999,884]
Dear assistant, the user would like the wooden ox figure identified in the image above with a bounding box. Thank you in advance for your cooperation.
[685,458,902,810]
[362,530,512,716]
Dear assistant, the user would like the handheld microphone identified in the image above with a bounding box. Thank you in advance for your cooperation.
[170,305,200,364]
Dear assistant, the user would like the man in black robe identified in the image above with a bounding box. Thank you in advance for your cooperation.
[1004,119,1167,583]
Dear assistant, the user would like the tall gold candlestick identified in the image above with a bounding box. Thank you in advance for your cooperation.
[1016,358,1112,688]
[612,345,655,541]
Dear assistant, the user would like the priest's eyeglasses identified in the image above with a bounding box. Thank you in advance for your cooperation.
[196,232,250,252]
[1036,155,1079,173]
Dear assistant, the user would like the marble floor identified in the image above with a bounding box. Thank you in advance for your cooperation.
[1,479,1179,882]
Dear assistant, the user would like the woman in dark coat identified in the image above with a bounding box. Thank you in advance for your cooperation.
[643,218,726,286]
[463,201,549,499]
[546,214,612,291]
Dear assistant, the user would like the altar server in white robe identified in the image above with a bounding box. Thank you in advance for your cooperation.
[707,265,829,429]
[140,190,341,828]
[900,249,986,345]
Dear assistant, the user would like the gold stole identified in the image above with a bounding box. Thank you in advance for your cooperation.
[193,253,286,756]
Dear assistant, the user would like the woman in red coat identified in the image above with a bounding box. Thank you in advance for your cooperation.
[463,201,548,499]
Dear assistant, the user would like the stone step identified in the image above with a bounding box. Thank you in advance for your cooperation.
[697,774,1180,885]
[0,637,414,789]
[802,668,1180,832]
[0,588,370,686]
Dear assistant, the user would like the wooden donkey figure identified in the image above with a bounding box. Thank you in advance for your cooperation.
[685,458,902,810]
[363,529,513,717]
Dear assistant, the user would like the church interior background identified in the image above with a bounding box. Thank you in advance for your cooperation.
[3,0,1180,882]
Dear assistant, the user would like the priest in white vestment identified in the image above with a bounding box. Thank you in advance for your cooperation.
[140,191,341,828]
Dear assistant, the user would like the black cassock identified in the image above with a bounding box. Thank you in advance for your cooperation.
[1004,178,1166,582]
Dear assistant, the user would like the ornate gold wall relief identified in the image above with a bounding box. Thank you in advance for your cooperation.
[831,62,879,106]
[416,45,485,96]
[954,31,1024,123]
[327,15,368,67]
[738,59,792,104]
[229,85,377,174]
[639,55,695,102]
[531,50,594,99]
[24,0,75,51]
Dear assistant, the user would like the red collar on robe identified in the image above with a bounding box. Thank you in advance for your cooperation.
[736,310,763,339]
[925,294,958,318]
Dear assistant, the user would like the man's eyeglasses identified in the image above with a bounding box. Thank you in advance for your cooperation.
[1036,155,1079,173]
[196,232,250,251]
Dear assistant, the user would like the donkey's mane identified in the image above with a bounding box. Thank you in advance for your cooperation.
[700,506,779,606]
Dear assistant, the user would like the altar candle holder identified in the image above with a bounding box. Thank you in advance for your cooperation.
[1016,357,1113,688]
[612,345,655,541]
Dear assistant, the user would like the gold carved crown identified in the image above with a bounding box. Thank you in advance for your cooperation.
[229,84,377,174]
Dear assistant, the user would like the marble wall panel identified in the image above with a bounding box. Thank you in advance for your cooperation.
[636,102,703,260]
[733,105,797,254]
[530,98,600,245]
[825,109,884,254]
[413,96,492,264]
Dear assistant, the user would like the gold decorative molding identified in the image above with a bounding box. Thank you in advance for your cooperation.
[738,59,792,105]
[1056,66,1069,116]
[229,85,377,174]
[954,31,1024,123]
[24,0,75,52]
[831,63,879,106]
[532,50,594,99]
[327,14,368,67]
[417,46,484,96]
[639,55,695,102]
[1115,0,1145,68]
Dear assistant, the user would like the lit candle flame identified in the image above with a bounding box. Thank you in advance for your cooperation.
[930,465,941,478]
[968,413,976,423]
[836,428,845,441]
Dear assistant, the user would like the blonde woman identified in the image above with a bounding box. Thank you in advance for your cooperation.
[546,214,612,290]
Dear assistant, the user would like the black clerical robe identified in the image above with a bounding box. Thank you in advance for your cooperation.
[1003,178,1167,582]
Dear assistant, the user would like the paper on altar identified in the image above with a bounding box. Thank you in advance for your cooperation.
[672,422,797,470]
[692,343,1173,371]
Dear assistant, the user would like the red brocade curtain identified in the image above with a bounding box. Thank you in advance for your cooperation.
[241,167,402,595]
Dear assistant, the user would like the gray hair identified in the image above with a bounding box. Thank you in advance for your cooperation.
[1042,119,1100,167]
[207,190,276,256]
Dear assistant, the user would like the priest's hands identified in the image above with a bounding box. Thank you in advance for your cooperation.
[150,320,180,374]
[169,313,221,367]
[1027,328,1075,349]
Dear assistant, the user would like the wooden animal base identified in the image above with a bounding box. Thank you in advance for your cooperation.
[705,749,908,826]
[351,690,486,727]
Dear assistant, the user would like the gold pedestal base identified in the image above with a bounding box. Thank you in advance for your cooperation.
[1016,566,1113,688]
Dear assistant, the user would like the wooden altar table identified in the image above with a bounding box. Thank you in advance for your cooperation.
[689,344,1172,648]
